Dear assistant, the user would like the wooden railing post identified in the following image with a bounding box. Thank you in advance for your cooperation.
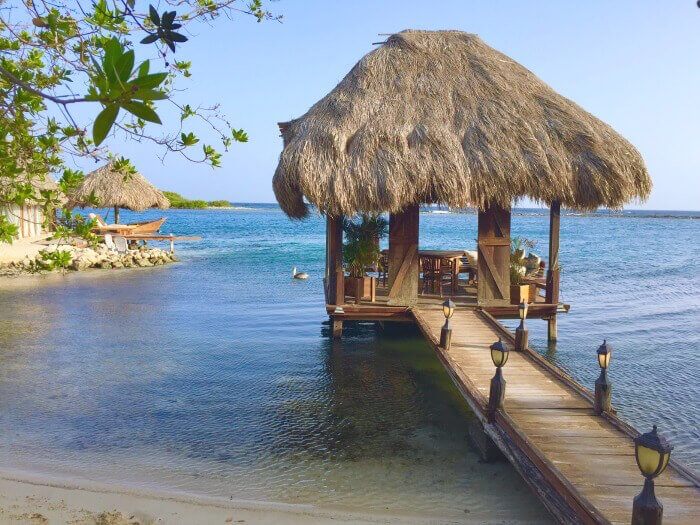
[546,201,560,341]
[326,214,345,339]
[326,214,344,306]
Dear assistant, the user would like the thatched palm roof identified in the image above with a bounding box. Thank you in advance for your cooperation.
[273,30,651,218]
[0,173,59,204]
[69,162,170,211]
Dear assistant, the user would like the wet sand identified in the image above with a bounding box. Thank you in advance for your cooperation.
[0,470,518,525]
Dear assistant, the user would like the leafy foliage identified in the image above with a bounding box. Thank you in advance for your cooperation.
[510,236,536,285]
[163,190,207,209]
[0,1,279,243]
[208,199,231,207]
[0,215,19,243]
[39,248,72,272]
[342,214,388,278]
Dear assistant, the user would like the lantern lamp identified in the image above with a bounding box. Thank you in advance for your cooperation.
[635,426,673,480]
[515,300,529,351]
[487,338,509,422]
[631,426,673,525]
[597,339,612,370]
[440,299,455,350]
[518,299,528,320]
[490,338,509,368]
[442,299,455,320]
[593,340,612,414]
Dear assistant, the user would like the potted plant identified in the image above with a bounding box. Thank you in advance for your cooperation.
[510,237,536,305]
[343,214,388,303]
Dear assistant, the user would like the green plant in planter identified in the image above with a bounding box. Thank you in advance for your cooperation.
[342,214,388,278]
[510,237,536,285]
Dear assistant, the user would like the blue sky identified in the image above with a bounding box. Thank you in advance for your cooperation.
[99,1,700,210]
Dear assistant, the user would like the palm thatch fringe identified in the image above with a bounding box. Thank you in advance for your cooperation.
[273,30,651,218]
[69,162,170,211]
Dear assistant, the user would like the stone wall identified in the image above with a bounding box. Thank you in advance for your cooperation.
[0,244,178,276]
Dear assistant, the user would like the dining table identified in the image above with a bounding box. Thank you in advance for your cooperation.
[381,249,469,294]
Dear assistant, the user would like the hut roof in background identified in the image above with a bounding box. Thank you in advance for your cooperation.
[273,30,651,218]
[0,173,59,204]
[69,162,170,211]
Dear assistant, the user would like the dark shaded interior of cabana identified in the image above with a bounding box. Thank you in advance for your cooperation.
[323,202,564,336]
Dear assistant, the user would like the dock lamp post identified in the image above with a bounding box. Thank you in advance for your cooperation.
[593,340,612,415]
[487,338,509,423]
[514,299,529,351]
[440,299,455,350]
[632,425,673,525]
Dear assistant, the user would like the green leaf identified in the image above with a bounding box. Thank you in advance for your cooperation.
[93,104,119,146]
[137,60,150,77]
[161,11,176,27]
[131,88,167,101]
[232,129,249,143]
[149,5,160,25]
[123,101,161,124]
[115,49,135,82]
[131,72,167,89]
[140,34,159,45]
[179,132,199,146]
[102,38,122,84]
[168,31,188,43]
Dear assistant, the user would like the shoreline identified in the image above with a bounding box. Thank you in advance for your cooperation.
[0,468,487,524]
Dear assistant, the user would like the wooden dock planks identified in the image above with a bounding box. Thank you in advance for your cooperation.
[412,302,699,524]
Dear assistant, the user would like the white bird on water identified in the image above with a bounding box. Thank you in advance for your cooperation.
[292,267,309,280]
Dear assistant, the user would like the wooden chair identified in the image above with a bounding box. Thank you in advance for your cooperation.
[420,256,440,294]
[439,257,457,296]
[378,253,389,286]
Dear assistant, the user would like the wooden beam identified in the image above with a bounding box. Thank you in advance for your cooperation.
[387,205,419,306]
[546,201,560,305]
[546,201,561,342]
[477,205,511,306]
[326,215,344,306]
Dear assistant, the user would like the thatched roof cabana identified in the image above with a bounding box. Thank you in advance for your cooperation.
[0,173,58,204]
[273,30,651,219]
[69,162,169,222]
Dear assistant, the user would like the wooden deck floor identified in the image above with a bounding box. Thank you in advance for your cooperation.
[412,302,699,524]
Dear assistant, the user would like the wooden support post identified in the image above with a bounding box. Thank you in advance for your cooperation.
[114,206,120,224]
[467,419,505,463]
[477,205,511,306]
[546,201,560,342]
[547,316,558,342]
[332,318,343,339]
[326,215,345,339]
[387,205,419,306]
[326,215,345,306]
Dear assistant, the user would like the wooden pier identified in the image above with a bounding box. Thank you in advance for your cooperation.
[368,300,700,524]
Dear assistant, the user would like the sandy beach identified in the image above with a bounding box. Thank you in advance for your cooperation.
[0,236,49,264]
[0,470,485,525]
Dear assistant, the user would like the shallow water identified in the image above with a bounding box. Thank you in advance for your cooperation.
[0,206,697,520]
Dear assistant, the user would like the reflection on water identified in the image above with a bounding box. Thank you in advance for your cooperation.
[1,205,698,520]
[0,260,549,521]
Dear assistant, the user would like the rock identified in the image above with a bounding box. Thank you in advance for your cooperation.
[136,258,152,267]
[112,261,124,269]
[99,261,112,269]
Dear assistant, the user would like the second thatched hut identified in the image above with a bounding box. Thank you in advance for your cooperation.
[69,162,170,223]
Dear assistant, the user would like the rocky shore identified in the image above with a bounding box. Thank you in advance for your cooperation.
[0,244,178,276]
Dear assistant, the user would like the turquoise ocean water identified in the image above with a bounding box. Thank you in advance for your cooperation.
[0,205,697,522]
